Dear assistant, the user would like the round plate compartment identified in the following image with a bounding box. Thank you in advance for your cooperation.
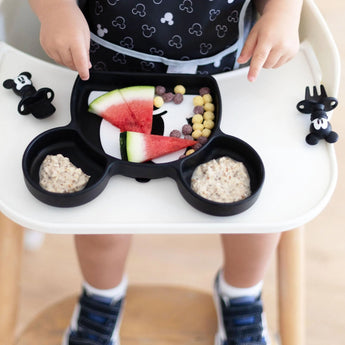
[22,127,111,207]
[176,133,265,216]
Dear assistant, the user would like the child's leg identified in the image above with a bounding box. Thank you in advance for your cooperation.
[62,234,132,345]
[214,233,281,345]
[74,234,132,288]
[221,233,281,287]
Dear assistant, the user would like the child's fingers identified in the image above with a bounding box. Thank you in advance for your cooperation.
[44,47,64,67]
[247,44,271,82]
[61,50,78,71]
[237,31,257,64]
[273,53,295,69]
[262,49,282,69]
[71,44,91,81]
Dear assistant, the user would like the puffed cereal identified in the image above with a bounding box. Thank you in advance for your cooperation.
[162,92,174,102]
[204,102,215,112]
[185,149,195,156]
[170,129,181,138]
[197,136,208,145]
[192,123,204,131]
[184,135,194,141]
[203,119,215,129]
[192,129,203,139]
[199,87,210,96]
[174,84,186,94]
[153,96,164,108]
[203,111,215,121]
[193,105,204,114]
[192,114,203,124]
[193,95,204,106]
[201,128,212,137]
[192,142,203,151]
[202,94,213,103]
[155,85,166,95]
[173,93,183,104]
[182,124,193,135]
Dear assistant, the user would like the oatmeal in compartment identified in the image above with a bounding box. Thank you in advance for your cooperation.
[191,156,251,203]
[39,154,90,193]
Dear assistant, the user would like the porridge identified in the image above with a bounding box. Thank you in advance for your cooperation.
[39,154,90,193]
[191,156,251,203]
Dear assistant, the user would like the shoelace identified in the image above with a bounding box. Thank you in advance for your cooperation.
[69,292,123,345]
[221,296,267,345]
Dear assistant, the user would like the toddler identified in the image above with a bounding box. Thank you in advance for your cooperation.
[28,1,302,344]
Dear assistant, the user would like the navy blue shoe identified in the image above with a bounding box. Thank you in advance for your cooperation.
[214,273,269,345]
[62,290,125,345]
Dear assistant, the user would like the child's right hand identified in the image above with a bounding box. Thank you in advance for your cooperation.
[39,1,91,80]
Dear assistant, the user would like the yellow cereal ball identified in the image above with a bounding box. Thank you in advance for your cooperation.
[185,149,195,156]
[193,95,204,106]
[153,96,164,108]
[203,119,214,129]
[192,123,204,131]
[203,111,215,121]
[202,93,213,103]
[201,128,212,138]
[204,102,215,112]
[192,129,203,139]
[192,114,203,124]
[174,84,186,94]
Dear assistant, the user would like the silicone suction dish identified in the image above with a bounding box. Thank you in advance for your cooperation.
[22,71,264,216]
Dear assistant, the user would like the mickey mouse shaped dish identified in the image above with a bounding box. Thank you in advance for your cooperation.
[22,71,264,216]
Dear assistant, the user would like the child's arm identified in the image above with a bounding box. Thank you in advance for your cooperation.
[29,0,91,80]
[238,0,303,82]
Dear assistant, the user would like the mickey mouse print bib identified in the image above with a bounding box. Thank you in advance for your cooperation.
[82,0,256,74]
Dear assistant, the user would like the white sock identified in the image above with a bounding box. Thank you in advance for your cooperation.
[83,275,128,301]
[219,271,263,299]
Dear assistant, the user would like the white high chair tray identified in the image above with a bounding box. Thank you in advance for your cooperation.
[0,41,337,234]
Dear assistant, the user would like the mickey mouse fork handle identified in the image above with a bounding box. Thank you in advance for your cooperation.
[296,85,339,145]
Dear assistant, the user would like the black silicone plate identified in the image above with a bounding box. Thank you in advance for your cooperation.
[22,71,264,215]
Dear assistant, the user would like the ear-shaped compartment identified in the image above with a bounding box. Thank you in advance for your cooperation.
[176,134,264,216]
[22,127,111,207]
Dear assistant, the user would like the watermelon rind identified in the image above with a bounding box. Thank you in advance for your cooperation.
[120,85,154,100]
[119,132,128,161]
[121,131,146,163]
[88,89,122,114]
[120,131,195,163]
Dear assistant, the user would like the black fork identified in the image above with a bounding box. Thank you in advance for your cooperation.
[304,84,338,110]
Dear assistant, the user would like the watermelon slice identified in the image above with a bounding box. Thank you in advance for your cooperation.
[88,89,143,133]
[119,86,154,134]
[88,85,154,133]
[120,131,195,163]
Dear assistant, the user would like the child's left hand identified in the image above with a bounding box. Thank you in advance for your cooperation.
[237,11,300,82]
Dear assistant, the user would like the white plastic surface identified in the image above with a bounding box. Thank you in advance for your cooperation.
[0,40,338,234]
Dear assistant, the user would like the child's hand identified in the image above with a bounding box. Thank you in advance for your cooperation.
[39,2,91,80]
[238,10,300,82]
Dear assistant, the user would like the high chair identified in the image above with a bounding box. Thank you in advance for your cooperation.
[0,0,340,344]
